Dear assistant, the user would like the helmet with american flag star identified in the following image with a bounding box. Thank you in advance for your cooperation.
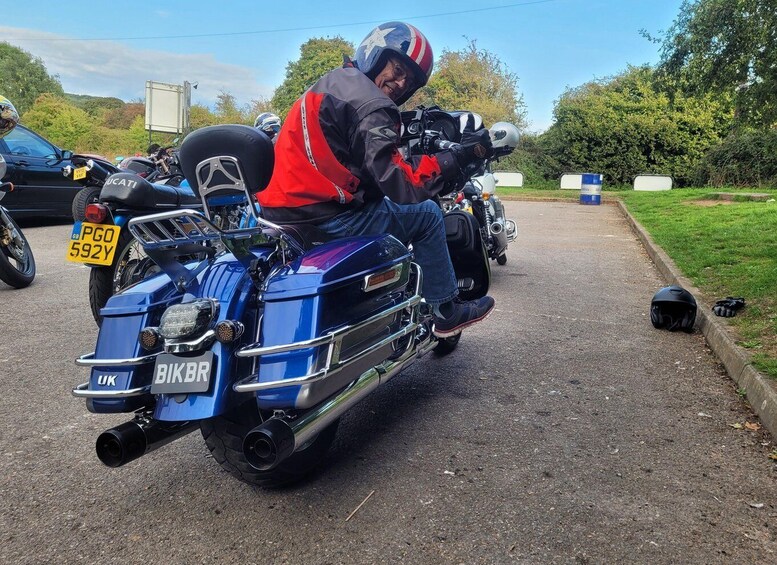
[353,21,434,104]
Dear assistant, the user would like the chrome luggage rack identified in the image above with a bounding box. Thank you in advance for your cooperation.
[232,263,424,393]
[126,209,298,291]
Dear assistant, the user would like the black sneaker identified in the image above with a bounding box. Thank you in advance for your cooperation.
[433,296,495,338]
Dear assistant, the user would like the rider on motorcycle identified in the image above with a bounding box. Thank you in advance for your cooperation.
[258,22,495,338]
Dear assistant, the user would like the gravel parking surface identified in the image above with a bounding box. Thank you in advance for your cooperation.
[0,201,774,564]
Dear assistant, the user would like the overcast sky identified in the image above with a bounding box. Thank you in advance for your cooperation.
[3,0,683,132]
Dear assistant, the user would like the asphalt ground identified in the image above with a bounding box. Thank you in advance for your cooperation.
[1,201,775,564]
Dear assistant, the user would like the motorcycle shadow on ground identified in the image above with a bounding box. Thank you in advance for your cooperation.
[281,344,487,491]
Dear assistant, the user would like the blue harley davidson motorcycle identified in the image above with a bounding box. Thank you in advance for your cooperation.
[72,121,493,487]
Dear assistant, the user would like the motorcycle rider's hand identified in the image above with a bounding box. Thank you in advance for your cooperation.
[450,128,493,173]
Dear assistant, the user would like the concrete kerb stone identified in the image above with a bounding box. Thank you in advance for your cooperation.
[616,200,777,437]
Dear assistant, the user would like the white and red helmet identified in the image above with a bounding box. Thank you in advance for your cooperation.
[353,21,434,104]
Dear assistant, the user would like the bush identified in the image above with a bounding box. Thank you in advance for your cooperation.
[695,129,777,188]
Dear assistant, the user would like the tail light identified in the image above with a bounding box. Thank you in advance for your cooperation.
[85,203,108,223]
[455,192,464,204]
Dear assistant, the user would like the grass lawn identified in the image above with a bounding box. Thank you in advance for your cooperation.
[499,184,777,378]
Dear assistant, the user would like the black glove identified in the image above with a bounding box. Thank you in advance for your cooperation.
[447,130,491,184]
[712,297,745,317]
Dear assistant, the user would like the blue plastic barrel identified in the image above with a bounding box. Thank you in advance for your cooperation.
[580,173,602,205]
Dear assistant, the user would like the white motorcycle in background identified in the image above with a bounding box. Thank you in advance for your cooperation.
[440,121,519,265]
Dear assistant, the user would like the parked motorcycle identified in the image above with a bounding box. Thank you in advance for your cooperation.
[64,142,204,324]
[0,99,35,289]
[71,122,491,487]
[67,145,185,223]
[400,107,519,267]
[66,155,122,222]
[454,165,518,265]
[0,175,35,288]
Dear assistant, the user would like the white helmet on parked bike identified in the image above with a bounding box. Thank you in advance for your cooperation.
[0,95,19,139]
[254,112,282,140]
[488,122,520,152]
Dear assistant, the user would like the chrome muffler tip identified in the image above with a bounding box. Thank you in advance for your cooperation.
[243,419,296,471]
[489,222,504,235]
[505,219,517,242]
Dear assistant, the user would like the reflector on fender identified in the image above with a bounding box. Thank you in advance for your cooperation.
[362,264,403,292]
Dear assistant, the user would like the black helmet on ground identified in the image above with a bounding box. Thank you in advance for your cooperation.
[650,285,697,333]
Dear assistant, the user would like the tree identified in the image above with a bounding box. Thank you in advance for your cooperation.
[271,37,354,117]
[102,102,145,129]
[189,103,218,130]
[246,97,276,125]
[409,40,527,129]
[657,0,777,128]
[540,66,732,185]
[22,94,97,151]
[214,91,248,124]
[0,42,64,114]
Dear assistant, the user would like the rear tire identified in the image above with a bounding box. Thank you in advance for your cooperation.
[71,186,102,222]
[88,228,158,325]
[434,333,461,356]
[0,213,35,288]
[201,400,339,488]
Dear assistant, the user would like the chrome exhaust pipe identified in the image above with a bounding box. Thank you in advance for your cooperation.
[505,219,517,242]
[243,345,431,471]
[489,221,504,235]
[95,418,198,467]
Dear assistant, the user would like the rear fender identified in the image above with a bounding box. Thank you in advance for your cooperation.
[152,253,263,421]
[87,248,273,420]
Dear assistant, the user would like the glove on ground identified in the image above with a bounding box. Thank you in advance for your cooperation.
[712,297,745,318]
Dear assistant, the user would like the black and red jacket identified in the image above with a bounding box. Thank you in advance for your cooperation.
[258,66,459,224]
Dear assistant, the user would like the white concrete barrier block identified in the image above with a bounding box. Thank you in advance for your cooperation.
[634,175,673,191]
[494,171,524,187]
[560,173,582,190]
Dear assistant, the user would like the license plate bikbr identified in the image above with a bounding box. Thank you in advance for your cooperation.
[152,352,214,394]
[66,221,121,266]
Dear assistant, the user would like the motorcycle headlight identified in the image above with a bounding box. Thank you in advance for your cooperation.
[159,299,219,340]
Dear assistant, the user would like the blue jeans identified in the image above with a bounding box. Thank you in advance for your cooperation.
[316,198,458,305]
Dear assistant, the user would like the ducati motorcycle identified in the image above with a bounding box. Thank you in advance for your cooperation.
[65,156,202,325]
[71,121,491,487]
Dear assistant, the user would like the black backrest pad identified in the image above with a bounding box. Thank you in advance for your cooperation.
[179,124,275,196]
